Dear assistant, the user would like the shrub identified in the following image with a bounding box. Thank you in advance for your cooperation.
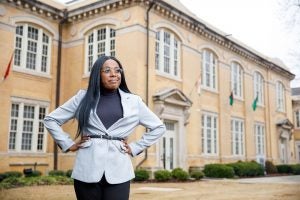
[190,171,204,180]
[54,176,73,185]
[203,164,234,178]
[4,171,23,178]
[134,169,150,182]
[154,170,171,182]
[24,170,42,178]
[276,164,293,174]
[66,169,73,177]
[171,168,189,181]
[0,177,26,189]
[265,160,278,174]
[0,173,8,182]
[48,170,65,176]
[37,176,58,185]
[227,161,264,177]
[291,164,300,175]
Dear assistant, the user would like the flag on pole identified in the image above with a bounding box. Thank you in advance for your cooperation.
[252,94,258,111]
[2,52,14,81]
[229,91,234,106]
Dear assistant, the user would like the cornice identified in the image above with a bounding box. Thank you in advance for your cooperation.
[4,0,295,80]
[5,0,64,20]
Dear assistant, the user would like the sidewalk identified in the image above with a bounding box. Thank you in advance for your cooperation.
[237,175,300,184]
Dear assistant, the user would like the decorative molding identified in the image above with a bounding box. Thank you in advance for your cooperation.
[62,38,84,48]
[79,17,121,37]
[9,15,58,39]
[122,10,131,21]
[0,21,15,32]
[152,20,185,42]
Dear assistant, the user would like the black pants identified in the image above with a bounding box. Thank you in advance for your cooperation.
[74,176,130,200]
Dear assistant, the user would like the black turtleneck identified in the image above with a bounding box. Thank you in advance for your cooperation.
[97,89,123,129]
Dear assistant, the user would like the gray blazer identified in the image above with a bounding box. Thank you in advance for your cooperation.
[44,89,165,184]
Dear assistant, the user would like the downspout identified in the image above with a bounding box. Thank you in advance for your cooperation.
[136,1,155,169]
[54,10,68,170]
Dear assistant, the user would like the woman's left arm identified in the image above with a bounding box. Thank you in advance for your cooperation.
[128,97,166,156]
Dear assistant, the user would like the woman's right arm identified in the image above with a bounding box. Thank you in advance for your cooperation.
[43,90,86,152]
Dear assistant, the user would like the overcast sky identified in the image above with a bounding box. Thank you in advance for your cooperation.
[180,0,299,88]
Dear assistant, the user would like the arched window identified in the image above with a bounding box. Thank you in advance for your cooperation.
[253,72,264,105]
[85,25,115,73]
[155,29,180,78]
[276,81,285,112]
[201,49,217,90]
[231,62,243,98]
[14,23,52,74]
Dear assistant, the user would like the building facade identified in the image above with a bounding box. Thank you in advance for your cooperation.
[292,87,300,163]
[0,0,296,174]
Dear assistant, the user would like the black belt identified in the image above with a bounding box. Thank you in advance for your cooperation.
[88,135,124,141]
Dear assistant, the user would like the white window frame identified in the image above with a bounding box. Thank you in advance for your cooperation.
[231,62,243,99]
[253,72,264,106]
[255,123,265,156]
[84,25,116,75]
[201,49,218,91]
[295,110,300,129]
[276,81,285,112]
[155,29,181,79]
[8,97,49,153]
[13,23,52,76]
[231,118,245,156]
[201,112,218,155]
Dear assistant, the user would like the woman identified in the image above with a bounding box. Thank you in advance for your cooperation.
[44,55,166,200]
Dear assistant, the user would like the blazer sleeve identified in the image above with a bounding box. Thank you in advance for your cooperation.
[43,90,86,152]
[128,96,166,157]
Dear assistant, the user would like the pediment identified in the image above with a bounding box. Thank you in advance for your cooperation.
[153,88,192,107]
[276,118,294,130]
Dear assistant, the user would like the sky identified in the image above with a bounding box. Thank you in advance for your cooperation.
[180,0,300,88]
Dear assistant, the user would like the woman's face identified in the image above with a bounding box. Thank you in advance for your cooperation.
[100,59,122,91]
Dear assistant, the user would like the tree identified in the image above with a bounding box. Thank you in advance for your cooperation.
[278,0,300,87]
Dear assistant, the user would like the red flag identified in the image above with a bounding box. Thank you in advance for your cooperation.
[3,53,14,80]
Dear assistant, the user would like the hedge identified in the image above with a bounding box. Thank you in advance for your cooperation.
[203,164,234,178]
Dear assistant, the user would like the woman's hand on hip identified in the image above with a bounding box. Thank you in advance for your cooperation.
[122,140,132,155]
[68,136,90,152]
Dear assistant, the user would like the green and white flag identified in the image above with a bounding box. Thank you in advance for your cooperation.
[252,95,258,111]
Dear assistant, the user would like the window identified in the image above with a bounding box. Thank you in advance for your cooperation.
[276,81,285,112]
[8,99,48,152]
[231,118,244,156]
[14,24,51,74]
[201,49,217,90]
[85,26,116,73]
[231,62,243,98]
[201,113,218,155]
[253,72,264,105]
[255,123,265,155]
[155,29,180,77]
[295,110,300,128]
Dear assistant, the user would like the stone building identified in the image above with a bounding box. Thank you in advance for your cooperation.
[0,0,296,174]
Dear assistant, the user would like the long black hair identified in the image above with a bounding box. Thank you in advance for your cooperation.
[76,55,131,137]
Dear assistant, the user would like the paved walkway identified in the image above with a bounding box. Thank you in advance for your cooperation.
[236,175,300,184]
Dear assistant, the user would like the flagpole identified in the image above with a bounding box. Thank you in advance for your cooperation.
[189,74,201,97]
